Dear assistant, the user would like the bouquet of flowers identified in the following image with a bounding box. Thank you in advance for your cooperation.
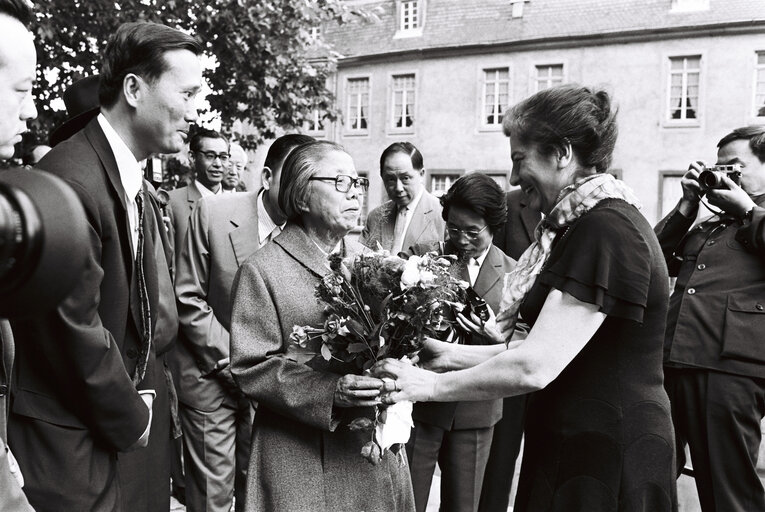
[289,250,471,464]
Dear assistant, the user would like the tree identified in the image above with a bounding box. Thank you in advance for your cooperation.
[28,0,371,149]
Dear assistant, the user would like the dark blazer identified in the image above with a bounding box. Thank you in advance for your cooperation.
[173,191,262,411]
[9,118,173,511]
[230,223,414,512]
[360,190,445,252]
[167,182,203,262]
[493,189,539,260]
[407,241,515,430]
[656,200,765,378]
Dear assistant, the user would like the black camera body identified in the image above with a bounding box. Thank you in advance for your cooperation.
[465,286,490,322]
[698,164,742,191]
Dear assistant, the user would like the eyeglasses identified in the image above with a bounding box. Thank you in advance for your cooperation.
[447,224,489,241]
[195,151,230,163]
[309,174,370,193]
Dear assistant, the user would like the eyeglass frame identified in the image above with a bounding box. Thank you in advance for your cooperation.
[446,224,489,241]
[308,174,370,193]
[194,150,231,163]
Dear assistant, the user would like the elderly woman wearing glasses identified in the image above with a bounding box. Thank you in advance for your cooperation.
[401,172,516,512]
[374,86,676,511]
[229,141,415,512]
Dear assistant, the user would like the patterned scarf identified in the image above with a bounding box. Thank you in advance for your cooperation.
[496,173,642,339]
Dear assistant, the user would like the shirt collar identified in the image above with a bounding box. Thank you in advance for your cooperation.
[399,187,424,215]
[97,113,143,201]
[257,189,284,245]
[193,179,220,198]
[473,245,491,268]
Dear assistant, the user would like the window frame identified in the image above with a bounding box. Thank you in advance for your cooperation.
[344,74,372,137]
[426,169,463,197]
[387,71,418,135]
[532,62,566,93]
[478,64,512,132]
[754,50,765,119]
[663,53,704,128]
[657,170,686,221]
[305,109,326,138]
[394,0,425,38]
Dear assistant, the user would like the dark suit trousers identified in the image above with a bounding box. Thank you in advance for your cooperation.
[406,420,493,512]
[477,394,526,512]
[665,367,765,512]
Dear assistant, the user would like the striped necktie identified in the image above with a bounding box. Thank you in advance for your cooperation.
[132,188,152,385]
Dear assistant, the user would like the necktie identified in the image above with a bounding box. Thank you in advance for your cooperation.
[133,189,152,385]
[391,207,408,254]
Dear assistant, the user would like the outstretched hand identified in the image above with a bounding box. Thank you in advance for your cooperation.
[456,304,503,344]
[372,358,438,404]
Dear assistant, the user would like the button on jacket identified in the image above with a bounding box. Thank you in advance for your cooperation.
[655,197,765,378]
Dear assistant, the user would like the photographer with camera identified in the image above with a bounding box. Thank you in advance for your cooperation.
[655,125,765,511]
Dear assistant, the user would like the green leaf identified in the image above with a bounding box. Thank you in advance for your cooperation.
[347,342,368,354]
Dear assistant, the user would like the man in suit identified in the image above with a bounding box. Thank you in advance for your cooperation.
[173,133,313,512]
[361,142,445,253]
[405,173,516,512]
[0,2,36,510]
[478,187,539,512]
[656,126,765,511]
[9,22,200,511]
[167,128,228,256]
[222,142,246,193]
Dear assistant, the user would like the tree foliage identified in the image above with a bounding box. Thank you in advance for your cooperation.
[29,0,370,149]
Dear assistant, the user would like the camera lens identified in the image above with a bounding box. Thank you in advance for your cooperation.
[698,170,723,189]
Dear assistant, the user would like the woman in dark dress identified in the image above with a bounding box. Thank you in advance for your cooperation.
[374,85,677,511]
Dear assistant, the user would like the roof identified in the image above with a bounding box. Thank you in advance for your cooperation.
[324,0,765,60]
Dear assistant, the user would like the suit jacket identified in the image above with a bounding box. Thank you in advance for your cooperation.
[493,189,539,260]
[407,241,516,430]
[656,199,765,378]
[230,222,414,512]
[0,322,33,512]
[173,191,262,411]
[360,190,445,252]
[167,182,203,263]
[8,118,172,511]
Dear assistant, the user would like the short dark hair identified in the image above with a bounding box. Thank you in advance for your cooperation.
[440,173,507,235]
[718,125,765,163]
[0,0,33,28]
[503,84,618,174]
[189,128,227,153]
[379,142,423,174]
[264,133,315,171]
[99,22,203,108]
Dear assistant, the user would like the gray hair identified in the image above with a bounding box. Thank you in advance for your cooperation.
[278,140,347,221]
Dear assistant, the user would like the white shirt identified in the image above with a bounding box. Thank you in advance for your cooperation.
[97,114,143,259]
[467,245,491,286]
[257,190,284,247]
[392,188,425,254]
[193,179,221,198]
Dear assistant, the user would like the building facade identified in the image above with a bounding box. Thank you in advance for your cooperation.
[308,0,765,225]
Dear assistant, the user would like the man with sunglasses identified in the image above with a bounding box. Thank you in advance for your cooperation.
[173,134,314,512]
[167,128,229,259]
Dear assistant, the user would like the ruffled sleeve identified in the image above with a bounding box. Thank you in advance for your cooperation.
[537,204,652,323]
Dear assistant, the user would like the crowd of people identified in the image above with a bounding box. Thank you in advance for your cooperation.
[1,1,765,511]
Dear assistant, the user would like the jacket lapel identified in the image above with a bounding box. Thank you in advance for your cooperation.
[473,246,504,301]
[275,223,334,278]
[186,184,202,212]
[228,192,261,266]
[380,202,396,251]
[519,198,540,243]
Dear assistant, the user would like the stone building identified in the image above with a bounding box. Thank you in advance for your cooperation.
[307,0,765,226]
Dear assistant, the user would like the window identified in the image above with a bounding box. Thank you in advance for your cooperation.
[671,0,709,12]
[482,68,510,127]
[400,1,420,31]
[668,55,701,122]
[429,172,460,197]
[510,0,529,18]
[309,26,321,42]
[486,173,508,191]
[755,51,765,117]
[356,171,369,228]
[307,110,325,135]
[391,74,415,131]
[535,64,564,92]
[659,171,685,220]
[346,77,369,133]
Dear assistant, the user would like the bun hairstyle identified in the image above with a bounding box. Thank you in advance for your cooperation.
[502,85,618,174]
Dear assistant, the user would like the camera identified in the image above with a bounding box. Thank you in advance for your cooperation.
[0,168,88,317]
[698,164,742,190]
[465,287,490,322]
